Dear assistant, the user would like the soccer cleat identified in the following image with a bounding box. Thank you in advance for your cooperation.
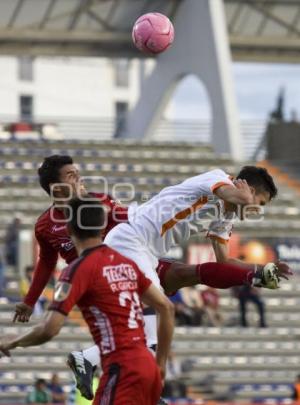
[252,263,280,289]
[67,351,94,400]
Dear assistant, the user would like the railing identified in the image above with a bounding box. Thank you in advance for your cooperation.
[0,115,267,160]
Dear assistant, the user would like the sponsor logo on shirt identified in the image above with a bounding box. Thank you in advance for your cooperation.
[103,263,138,293]
[52,225,66,232]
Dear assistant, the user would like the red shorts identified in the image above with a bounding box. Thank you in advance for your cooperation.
[94,348,162,405]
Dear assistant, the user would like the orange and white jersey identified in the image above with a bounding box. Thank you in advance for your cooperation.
[127,169,234,258]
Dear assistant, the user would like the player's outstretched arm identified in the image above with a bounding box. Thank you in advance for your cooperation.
[2,311,65,357]
[214,179,253,205]
[142,285,175,381]
[13,235,59,323]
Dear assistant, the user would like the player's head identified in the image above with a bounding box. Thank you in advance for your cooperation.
[236,166,277,206]
[51,373,60,385]
[67,196,106,242]
[35,378,47,390]
[38,155,83,198]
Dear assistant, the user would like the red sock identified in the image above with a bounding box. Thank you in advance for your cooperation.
[196,262,254,289]
[157,259,173,289]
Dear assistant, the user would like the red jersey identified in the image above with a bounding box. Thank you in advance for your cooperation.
[24,193,128,307]
[49,245,151,361]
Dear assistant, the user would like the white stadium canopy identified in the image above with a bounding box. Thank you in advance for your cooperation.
[0,0,299,62]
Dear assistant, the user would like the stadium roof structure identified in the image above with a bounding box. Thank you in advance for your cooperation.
[0,0,300,62]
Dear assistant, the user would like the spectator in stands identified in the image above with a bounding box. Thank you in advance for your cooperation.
[4,216,21,269]
[170,287,204,326]
[200,287,223,327]
[0,253,5,297]
[169,290,196,326]
[180,286,204,326]
[26,378,51,404]
[233,284,267,328]
[292,374,300,401]
[48,373,66,404]
[162,351,187,399]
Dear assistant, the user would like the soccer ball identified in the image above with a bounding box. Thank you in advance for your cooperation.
[132,12,175,55]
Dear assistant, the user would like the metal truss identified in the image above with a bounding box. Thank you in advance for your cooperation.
[226,0,300,62]
[0,0,300,62]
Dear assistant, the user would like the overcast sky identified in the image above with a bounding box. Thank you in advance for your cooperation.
[169,63,300,121]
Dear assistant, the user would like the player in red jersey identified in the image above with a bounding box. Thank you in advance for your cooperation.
[1,197,174,405]
[15,155,128,315]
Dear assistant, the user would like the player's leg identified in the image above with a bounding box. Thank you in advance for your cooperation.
[94,351,162,405]
[249,293,266,327]
[123,352,162,405]
[157,259,280,295]
[93,362,120,405]
[239,296,248,327]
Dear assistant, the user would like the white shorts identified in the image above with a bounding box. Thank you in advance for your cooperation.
[104,223,161,289]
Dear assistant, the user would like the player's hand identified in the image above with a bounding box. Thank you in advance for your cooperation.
[0,335,17,357]
[234,179,253,204]
[13,303,33,323]
[275,261,293,281]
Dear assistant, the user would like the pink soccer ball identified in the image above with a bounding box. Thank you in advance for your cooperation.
[132,12,175,55]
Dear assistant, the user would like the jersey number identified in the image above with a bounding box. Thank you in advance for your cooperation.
[119,291,143,329]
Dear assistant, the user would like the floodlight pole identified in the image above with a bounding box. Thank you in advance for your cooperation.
[120,0,243,161]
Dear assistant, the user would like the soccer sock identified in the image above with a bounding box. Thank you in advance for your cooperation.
[156,259,173,290]
[143,308,158,348]
[81,345,101,367]
[196,262,254,289]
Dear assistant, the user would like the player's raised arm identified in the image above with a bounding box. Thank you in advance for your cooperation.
[141,284,175,381]
[13,231,59,323]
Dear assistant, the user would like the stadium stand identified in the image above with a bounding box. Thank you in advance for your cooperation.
[1,138,300,404]
[0,138,299,240]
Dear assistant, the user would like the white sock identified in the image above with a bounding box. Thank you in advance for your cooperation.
[144,314,158,348]
[81,345,101,367]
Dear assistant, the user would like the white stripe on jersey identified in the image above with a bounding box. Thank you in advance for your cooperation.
[90,306,116,355]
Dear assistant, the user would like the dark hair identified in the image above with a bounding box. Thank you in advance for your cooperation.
[67,196,105,240]
[236,166,278,200]
[35,378,46,386]
[38,155,73,195]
